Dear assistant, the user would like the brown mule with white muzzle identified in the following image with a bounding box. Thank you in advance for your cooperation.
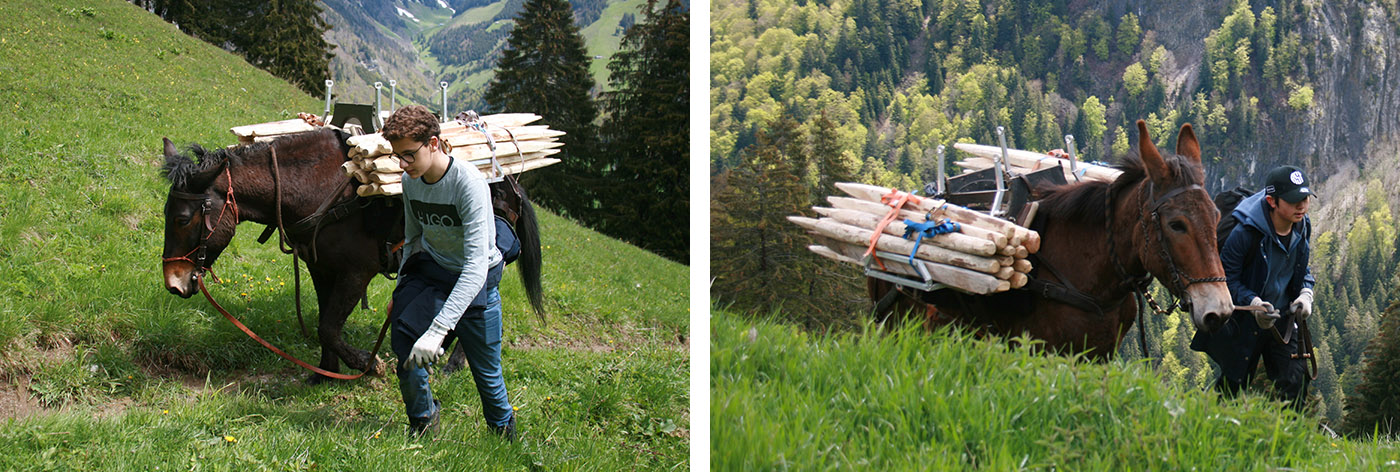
[870,121,1234,359]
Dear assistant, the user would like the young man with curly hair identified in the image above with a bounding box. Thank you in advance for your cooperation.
[380,105,515,439]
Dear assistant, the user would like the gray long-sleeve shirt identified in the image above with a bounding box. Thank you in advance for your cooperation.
[399,157,503,328]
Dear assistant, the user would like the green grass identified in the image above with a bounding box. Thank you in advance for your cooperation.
[457,0,511,27]
[0,0,687,469]
[711,310,1400,470]
[581,0,646,87]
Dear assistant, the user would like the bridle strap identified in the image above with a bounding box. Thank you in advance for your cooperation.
[162,167,238,275]
[1144,182,1227,296]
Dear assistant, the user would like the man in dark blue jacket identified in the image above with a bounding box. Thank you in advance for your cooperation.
[1192,165,1317,409]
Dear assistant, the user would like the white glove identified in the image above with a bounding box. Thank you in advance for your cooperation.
[1250,296,1279,330]
[1290,288,1314,321]
[407,321,450,369]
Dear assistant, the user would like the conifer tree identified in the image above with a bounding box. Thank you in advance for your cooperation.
[240,0,334,95]
[598,0,689,261]
[1342,299,1400,438]
[485,0,602,223]
[712,119,859,326]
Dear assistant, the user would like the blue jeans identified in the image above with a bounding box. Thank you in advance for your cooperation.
[391,255,513,428]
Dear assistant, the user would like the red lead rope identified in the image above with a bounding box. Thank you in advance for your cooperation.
[197,274,392,380]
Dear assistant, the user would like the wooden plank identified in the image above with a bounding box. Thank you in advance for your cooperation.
[469,149,560,170]
[230,119,316,138]
[952,142,1121,182]
[483,158,561,179]
[809,245,861,266]
[439,113,543,134]
[449,140,564,161]
[442,126,565,147]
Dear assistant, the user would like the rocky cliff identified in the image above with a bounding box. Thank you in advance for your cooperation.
[1107,0,1400,232]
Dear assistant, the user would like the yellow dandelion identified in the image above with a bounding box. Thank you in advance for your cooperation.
[373,431,381,439]
[265,276,271,282]
[223,435,236,443]
[512,406,518,411]
[162,409,169,415]
[240,292,248,297]
[279,282,285,286]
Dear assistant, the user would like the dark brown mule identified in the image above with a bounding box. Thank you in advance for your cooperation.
[870,121,1234,359]
[159,128,545,381]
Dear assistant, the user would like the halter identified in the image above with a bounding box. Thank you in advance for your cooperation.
[162,167,239,278]
[1105,177,1225,313]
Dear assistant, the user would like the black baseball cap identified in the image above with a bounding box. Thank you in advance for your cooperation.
[1263,165,1315,203]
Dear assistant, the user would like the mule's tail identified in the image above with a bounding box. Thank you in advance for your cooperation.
[516,190,546,322]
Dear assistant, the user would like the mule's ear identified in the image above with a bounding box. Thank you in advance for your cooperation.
[1137,119,1170,181]
[163,137,178,158]
[1176,123,1201,165]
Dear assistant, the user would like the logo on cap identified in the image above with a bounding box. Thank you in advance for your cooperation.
[1290,171,1304,185]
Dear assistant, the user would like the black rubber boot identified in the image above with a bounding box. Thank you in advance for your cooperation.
[490,415,517,442]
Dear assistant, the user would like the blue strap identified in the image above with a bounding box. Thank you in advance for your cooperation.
[901,219,962,266]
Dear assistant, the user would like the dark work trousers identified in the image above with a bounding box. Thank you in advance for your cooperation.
[1196,312,1308,410]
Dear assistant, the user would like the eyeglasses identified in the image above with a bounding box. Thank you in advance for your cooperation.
[394,141,427,164]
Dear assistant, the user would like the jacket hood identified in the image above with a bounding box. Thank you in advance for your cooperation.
[1232,190,1272,234]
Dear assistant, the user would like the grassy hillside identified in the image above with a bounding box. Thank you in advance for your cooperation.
[712,310,1399,469]
[0,0,687,469]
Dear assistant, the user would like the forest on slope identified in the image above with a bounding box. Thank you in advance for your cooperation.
[711,0,1400,430]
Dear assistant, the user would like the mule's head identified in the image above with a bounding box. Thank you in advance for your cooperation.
[160,138,237,298]
[1132,120,1233,333]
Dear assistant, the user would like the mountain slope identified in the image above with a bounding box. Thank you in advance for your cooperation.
[0,0,687,467]
[317,0,647,113]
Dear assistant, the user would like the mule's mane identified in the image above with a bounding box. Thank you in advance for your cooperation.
[160,129,340,192]
[1036,151,1204,226]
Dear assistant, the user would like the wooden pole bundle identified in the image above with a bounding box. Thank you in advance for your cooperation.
[797,182,1044,295]
[335,114,565,196]
[834,182,1041,254]
[791,217,1010,294]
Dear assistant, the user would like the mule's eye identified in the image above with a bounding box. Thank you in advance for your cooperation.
[177,216,192,226]
[1169,221,1188,233]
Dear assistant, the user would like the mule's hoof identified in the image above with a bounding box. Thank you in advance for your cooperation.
[305,372,339,386]
[365,355,386,377]
[442,357,466,375]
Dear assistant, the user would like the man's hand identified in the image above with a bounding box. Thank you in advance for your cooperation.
[408,321,450,368]
[1290,288,1314,321]
[1251,296,1279,330]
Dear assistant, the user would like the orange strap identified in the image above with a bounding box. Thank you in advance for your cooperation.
[198,274,391,380]
[865,188,923,270]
